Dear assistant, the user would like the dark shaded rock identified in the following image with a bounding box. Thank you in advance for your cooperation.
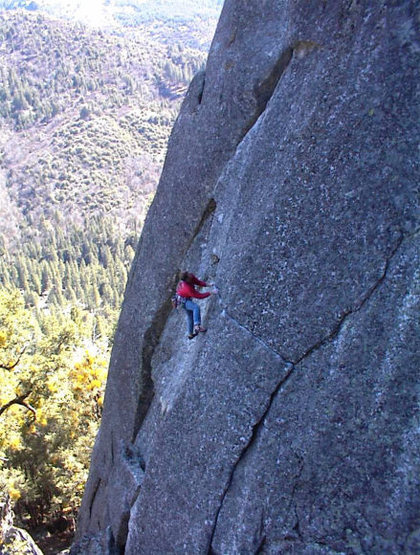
[69,526,118,555]
[73,0,419,553]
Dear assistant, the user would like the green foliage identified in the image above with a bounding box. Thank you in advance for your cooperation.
[0,4,218,543]
[0,214,135,531]
[0,287,108,529]
[0,214,135,336]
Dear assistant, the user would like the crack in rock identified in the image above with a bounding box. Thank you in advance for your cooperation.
[207,234,406,552]
[185,198,217,256]
[288,454,305,542]
[207,362,295,554]
[132,199,217,443]
[131,200,216,443]
[239,40,321,144]
[89,478,101,520]
[219,231,405,369]
[219,297,289,362]
[132,296,173,442]
[254,510,267,554]
[292,232,405,366]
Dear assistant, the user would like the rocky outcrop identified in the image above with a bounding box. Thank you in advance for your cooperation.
[0,496,44,555]
[73,1,420,553]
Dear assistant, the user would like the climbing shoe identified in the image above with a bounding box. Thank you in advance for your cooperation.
[194,325,207,334]
[188,332,198,340]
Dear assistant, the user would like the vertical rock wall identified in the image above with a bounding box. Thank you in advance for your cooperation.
[73,1,419,553]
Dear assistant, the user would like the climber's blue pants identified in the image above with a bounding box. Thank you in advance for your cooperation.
[183,299,201,335]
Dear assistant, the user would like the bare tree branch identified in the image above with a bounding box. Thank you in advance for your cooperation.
[0,346,27,371]
[0,390,36,419]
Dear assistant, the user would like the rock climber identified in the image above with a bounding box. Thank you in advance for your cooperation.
[175,271,216,339]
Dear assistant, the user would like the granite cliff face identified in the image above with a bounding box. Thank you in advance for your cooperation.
[73,1,420,553]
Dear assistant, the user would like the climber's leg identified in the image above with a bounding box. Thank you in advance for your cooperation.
[183,302,194,336]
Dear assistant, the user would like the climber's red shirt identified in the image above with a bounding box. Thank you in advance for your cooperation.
[176,275,210,299]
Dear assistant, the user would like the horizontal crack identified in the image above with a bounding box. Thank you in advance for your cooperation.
[219,231,405,369]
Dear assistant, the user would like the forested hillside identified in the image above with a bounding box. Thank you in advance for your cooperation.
[0,5,220,550]
[0,10,212,240]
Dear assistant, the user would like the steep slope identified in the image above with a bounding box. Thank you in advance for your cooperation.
[0,9,216,246]
[74,1,419,553]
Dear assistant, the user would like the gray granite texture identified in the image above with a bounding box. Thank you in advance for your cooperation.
[72,1,419,553]
[0,496,44,555]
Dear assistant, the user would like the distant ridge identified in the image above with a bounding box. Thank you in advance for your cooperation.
[0,6,220,247]
[0,0,224,28]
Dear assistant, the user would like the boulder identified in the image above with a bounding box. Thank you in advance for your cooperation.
[0,496,44,555]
